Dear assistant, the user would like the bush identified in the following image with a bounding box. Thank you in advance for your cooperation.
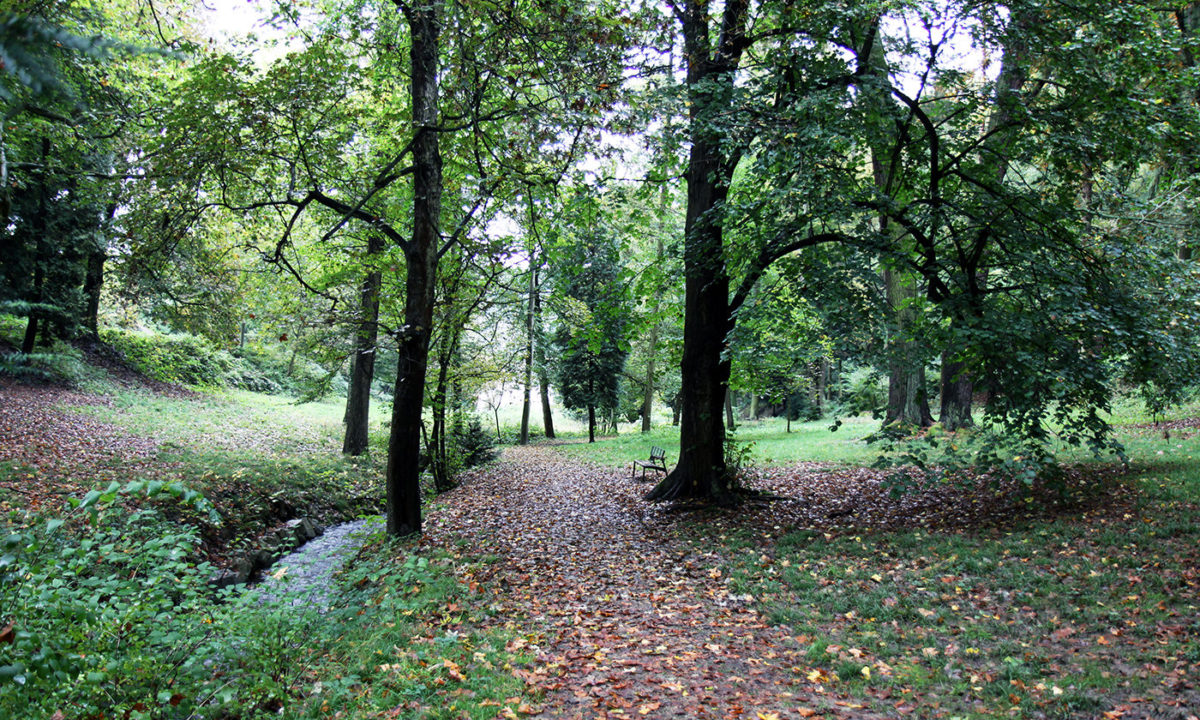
[101,328,241,387]
[0,482,224,719]
[101,329,340,398]
[452,416,498,469]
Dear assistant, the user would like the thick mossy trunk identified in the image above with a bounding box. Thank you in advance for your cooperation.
[884,268,933,428]
[939,351,974,431]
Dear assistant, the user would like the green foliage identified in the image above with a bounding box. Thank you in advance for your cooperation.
[101,328,243,387]
[0,484,526,719]
[451,416,498,470]
[0,482,220,718]
[550,219,632,432]
[101,328,334,396]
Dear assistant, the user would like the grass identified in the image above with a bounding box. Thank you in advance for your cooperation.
[2,375,536,719]
[712,421,1200,718]
[549,414,881,468]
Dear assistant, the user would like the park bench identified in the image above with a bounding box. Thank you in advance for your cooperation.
[630,446,668,481]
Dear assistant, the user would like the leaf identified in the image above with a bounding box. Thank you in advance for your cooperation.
[639,703,661,715]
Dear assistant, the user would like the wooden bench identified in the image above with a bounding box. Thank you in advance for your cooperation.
[630,446,668,481]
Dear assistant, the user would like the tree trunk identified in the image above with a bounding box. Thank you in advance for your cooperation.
[641,235,665,433]
[519,266,535,444]
[883,270,933,429]
[587,403,596,443]
[81,204,115,342]
[21,137,50,355]
[385,1,442,537]
[939,350,974,431]
[646,0,750,504]
[428,326,460,492]
[724,388,735,431]
[343,234,383,456]
[671,392,681,426]
[534,279,556,439]
[749,393,758,421]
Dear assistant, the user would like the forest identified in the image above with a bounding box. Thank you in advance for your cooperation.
[2,0,1200,718]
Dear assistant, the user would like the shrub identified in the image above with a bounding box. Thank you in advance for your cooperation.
[0,482,224,719]
[452,415,498,469]
[101,328,240,387]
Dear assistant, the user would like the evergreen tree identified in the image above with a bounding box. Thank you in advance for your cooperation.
[552,226,630,443]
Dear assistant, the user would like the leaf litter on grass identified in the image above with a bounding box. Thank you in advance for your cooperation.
[422,445,888,720]
[422,443,1197,720]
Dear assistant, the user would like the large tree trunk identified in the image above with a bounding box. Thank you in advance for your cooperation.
[519,266,536,444]
[645,0,750,504]
[385,1,441,537]
[344,234,383,456]
[884,268,933,428]
[939,350,974,431]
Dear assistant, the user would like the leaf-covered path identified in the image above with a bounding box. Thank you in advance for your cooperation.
[423,444,879,719]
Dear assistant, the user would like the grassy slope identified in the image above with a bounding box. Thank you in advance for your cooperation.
[1,374,533,719]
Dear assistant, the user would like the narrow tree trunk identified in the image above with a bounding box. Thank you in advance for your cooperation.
[724,388,735,431]
[343,235,383,456]
[749,393,758,421]
[671,392,681,426]
[785,394,792,434]
[534,281,556,439]
[641,326,658,433]
[21,137,50,355]
[385,1,442,537]
[641,235,665,433]
[587,403,596,444]
[519,266,535,444]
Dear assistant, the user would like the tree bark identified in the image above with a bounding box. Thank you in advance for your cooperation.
[939,350,974,430]
[343,234,383,456]
[534,276,556,439]
[646,0,751,504]
[519,266,535,444]
[641,235,664,433]
[883,268,933,427]
[21,137,50,355]
[428,324,460,491]
[385,0,442,537]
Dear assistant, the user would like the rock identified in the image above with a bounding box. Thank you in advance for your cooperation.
[252,548,274,570]
[211,570,241,589]
[299,518,318,540]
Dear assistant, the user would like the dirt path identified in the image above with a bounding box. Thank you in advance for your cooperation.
[423,445,880,720]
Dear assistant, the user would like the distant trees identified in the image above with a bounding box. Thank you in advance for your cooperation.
[551,224,630,443]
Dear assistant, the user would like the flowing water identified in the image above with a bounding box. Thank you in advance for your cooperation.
[250,518,379,609]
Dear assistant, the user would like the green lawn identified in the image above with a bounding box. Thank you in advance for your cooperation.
[550,414,881,468]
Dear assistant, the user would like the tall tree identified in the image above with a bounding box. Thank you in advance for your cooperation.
[552,224,630,443]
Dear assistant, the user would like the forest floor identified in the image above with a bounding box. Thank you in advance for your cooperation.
[3,379,1199,719]
[420,441,1199,720]
[421,444,878,719]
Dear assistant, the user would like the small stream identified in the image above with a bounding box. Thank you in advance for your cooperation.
[249,518,380,609]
